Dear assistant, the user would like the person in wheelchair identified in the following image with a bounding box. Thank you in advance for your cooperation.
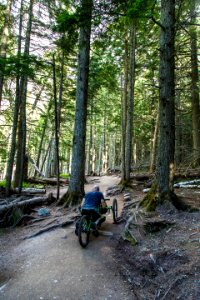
[81,185,108,227]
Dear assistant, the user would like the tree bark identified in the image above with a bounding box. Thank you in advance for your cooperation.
[52,54,60,200]
[157,0,176,200]
[62,0,93,205]
[14,0,34,192]
[190,0,200,166]
[6,0,23,196]
[125,19,136,182]
[121,33,129,182]
[0,0,12,108]
[34,100,52,177]
[150,113,159,173]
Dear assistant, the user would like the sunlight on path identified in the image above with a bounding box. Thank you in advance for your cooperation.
[0,176,135,300]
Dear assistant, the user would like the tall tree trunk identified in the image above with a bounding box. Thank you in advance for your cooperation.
[51,51,64,177]
[58,51,64,133]
[190,0,200,166]
[102,105,108,173]
[175,91,182,166]
[14,0,34,192]
[62,0,93,205]
[157,0,175,200]
[40,136,53,175]
[0,0,12,108]
[53,54,60,200]
[34,100,52,177]
[5,0,23,196]
[125,19,136,182]
[150,113,159,173]
[87,116,93,175]
[121,34,129,182]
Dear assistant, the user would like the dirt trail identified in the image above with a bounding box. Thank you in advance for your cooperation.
[0,176,135,300]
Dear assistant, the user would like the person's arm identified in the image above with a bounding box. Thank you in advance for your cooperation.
[101,201,107,208]
[81,198,85,207]
[101,193,107,208]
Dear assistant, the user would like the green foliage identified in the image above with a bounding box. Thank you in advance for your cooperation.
[60,173,70,179]
[0,181,44,189]
[0,55,46,79]
[54,11,78,34]
[22,182,44,189]
[0,3,6,33]
[122,228,137,246]
[0,180,6,188]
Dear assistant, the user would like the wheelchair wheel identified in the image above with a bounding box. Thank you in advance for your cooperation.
[112,198,118,223]
[78,215,90,248]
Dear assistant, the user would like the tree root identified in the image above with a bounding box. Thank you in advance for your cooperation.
[23,219,74,239]
[57,190,82,207]
[140,182,158,211]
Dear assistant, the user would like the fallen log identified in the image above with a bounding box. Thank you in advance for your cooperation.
[15,188,46,194]
[27,154,45,177]
[0,196,53,216]
[0,194,56,227]
[27,177,69,186]
[130,173,152,181]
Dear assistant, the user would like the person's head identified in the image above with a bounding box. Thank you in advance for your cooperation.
[93,185,99,192]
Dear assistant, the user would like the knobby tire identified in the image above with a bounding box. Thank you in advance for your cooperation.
[112,198,118,223]
[78,215,90,248]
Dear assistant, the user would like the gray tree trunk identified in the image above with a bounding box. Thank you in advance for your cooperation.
[5,0,23,196]
[125,19,136,181]
[66,0,93,202]
[190,0,200,166]
[121,34,129,182]
[175,91,182,166]
[0,0,12,108]
[14,0,34,192]
[34,100,52,177]
[157,0,175,199]
[150,113,159,173]
[53,54,60,200]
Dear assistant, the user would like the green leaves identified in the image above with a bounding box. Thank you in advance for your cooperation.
[54,11,78,33]
[127,0,156,18]
[0,54,45,79]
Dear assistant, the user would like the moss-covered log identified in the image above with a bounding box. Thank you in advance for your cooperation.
[0,194,55,227]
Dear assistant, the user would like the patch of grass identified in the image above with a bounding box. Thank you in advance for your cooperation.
[0,181,44,189]
[60,173,70,179]
[22,181,44,189]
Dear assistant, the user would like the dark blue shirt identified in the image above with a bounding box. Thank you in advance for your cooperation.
[82,191,104,211]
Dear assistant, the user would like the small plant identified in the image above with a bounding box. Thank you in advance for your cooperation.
[0,180,6,188]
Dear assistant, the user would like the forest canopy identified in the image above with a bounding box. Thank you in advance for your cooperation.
[0,0,199,201]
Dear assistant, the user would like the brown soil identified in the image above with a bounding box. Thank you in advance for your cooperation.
[0,176,200,300]
[114,184,200,300]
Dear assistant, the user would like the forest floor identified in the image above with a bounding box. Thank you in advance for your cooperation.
[0,175,200,300]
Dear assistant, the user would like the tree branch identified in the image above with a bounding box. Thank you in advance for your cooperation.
[151,16,165,31]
